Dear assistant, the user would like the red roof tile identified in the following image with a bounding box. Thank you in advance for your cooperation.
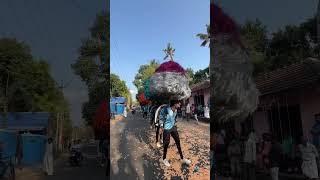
[255,58,320,95]
[191,79,210,91]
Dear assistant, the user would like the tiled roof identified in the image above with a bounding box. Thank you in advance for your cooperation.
[191,79,210,91]
[255,58,320,96]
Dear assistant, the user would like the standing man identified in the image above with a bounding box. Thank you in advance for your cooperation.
[123,105,127,118]
[243,131,256,180]
[186,102,191,121]
[311,114,320,148]
[204,105,210,119]
[192,104,199,124]
[16,134,23,169]
[269,136,282,180]
[43,138,54,176]
[299,136,319,179]
[227,132,241,179]
[161,100,191,167]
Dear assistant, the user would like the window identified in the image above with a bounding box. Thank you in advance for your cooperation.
[267,104,303,142]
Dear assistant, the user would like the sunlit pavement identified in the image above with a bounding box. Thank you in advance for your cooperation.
[110,113,210,180]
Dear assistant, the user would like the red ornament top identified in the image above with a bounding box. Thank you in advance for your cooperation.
[155,61,186,74]
[211,3,244,48]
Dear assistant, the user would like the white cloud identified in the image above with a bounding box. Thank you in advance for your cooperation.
[129,89,138,102]
[129,89,137,94]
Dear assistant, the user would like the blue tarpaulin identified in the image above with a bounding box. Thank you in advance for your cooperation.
[110,97,126,104]
[21,134,46,165]
[116,104,125,114]
[110,97,126,115]
[0,130,17,157]
[110,103,116,114]
[0,113,50,164]
[0,112,49,131]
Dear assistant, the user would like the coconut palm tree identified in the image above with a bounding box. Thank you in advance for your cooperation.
[163,43,175,61]
[197,24,210,47]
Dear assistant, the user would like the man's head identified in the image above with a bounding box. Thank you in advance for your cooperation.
[170,100,181,109]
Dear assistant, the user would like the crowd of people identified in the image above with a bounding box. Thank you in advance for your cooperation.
[212,128,320,180]
[141,101,210,124]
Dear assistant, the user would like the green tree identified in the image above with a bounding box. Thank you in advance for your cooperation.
[133,60,159,92]
[192,67,209,84]
[240,17,319,76]
[185,68,194,85]
[72,11,109,126]
[110,73,129,97]
[0,38,68,113]
[72,11,108,86]
[0,38,71,136]
[82,80,107,126]
[267,16,318,70]
[197,24,210,47]
[163,43,175,61]
[240,20,269,76]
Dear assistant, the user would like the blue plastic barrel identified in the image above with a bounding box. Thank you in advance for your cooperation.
[0,130,17,158]
[116,104,124,115]
[110,103,116,114]
[21,134,46,165]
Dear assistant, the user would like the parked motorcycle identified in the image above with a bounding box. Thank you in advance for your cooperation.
[69,148,83,166]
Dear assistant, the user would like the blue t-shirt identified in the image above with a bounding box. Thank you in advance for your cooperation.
[161,107,177,130]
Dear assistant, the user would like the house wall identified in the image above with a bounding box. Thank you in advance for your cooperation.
[252,89,305,140]
[189,87,210,107]
[188,95,195,105]
[253,111,270,141]
[300,85,320,140]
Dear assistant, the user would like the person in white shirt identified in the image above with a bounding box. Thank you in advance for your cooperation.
[123,106,127,118]
[243,131,256,180]
[43,138,54,176]
[298,137,319,179]
[186,103,191,121]
[204,105,210,119]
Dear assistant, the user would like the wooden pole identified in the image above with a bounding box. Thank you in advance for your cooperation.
[55,113,60,151]
[59,112,63,152]
[317,0,320,43]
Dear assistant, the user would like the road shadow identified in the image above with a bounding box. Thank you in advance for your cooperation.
[111,114,163,180]
[142,153,165,179]
[110,119,140,180]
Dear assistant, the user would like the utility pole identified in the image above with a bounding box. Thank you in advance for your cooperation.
[317,0,320,43]
[55,112,60,151]
[1,69,10,129]
[58,80,64,152]
[59,111,64,152]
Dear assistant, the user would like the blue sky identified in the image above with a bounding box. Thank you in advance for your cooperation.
[110,0,210,97]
